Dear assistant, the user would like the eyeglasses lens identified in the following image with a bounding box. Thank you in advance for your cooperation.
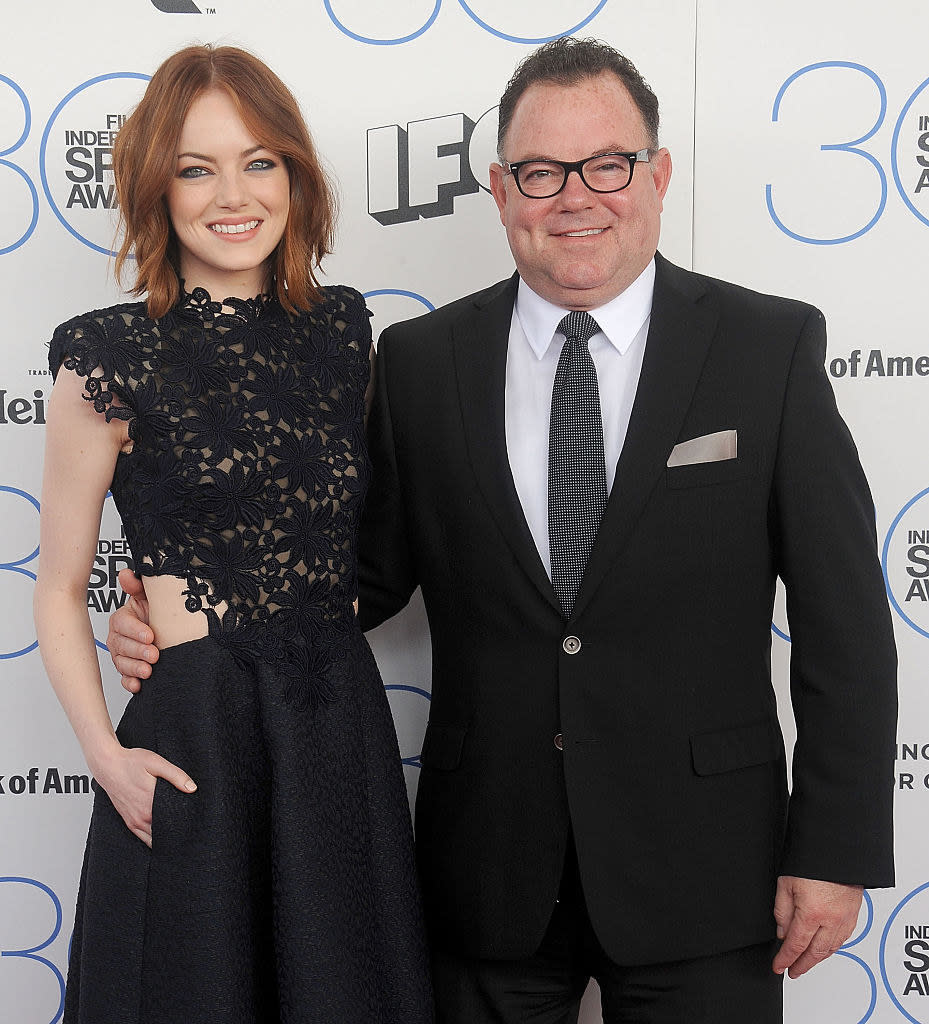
[517,154,633,197]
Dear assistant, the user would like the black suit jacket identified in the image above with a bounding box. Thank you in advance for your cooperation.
[357,254,896,966]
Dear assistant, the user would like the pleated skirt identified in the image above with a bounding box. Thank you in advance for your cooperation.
[64,633,433,1023]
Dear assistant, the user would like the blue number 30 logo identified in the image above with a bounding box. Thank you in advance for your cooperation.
[767,62,929,244]
[0,877,66,1024]
[323,0,609,46]
[0,76,40,256]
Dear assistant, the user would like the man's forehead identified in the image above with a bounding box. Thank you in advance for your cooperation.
[512,72,635,109]
[505,73,645,154]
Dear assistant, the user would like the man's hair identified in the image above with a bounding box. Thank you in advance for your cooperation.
[113,44,336,318]
[496,37,660,159]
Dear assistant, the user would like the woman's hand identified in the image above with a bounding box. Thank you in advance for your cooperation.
[93,745,197,848]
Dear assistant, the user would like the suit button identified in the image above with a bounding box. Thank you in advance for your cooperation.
[562,635,581,655]
[554,733,564,750]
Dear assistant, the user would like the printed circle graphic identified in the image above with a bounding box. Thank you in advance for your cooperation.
[0,486,40,659]
[834,950,878,1024]
[40,72,150,256]
[0,485,40,568]
[766,62,887,245]
[0,76,31,157]
[0,877,66,1024]
[89,492,129,652]
[782,890,876,1024]
[891,75,929,229]
[880,880,929,1023]
[843,889,875,950]
[0,161,40,256]
[384,683,431,768]
[0,75,39,255]
[363,289,435,311]
[323,0,607,44]
[456,0,609,44]
[364,289,435,346]
[385,683,431,810]
[771,578,790,642]
[782,942,877,1024]
[467,106,500,193]
[882,486,929,639]
[323,0,442,45]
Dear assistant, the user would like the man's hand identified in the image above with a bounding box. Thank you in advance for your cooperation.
[772,875,863,978]
[108,569,158,693]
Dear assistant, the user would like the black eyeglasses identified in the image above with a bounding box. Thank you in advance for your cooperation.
[505,149,652,199]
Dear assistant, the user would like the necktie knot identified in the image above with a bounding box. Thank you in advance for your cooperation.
[558,311,601,347]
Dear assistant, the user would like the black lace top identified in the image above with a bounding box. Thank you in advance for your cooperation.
[49,284,373,708]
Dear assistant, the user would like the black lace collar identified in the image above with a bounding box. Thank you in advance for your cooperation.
[178,280,278,321]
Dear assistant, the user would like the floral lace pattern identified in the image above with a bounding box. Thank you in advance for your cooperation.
[49,284,373,708]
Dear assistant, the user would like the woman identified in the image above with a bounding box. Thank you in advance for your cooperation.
[34,44,432,1023]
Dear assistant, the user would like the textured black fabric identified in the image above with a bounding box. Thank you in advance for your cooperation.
[548,311,607,618]
[49,285,373,709]
[67,637,432,1023]
[51,287,433,1022]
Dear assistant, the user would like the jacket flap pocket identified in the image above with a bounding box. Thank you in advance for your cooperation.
[666,457,746,489]
[691,719,781,776]
[420,722,467,771]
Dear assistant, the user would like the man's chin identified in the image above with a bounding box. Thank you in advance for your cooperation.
[541,275,624,311]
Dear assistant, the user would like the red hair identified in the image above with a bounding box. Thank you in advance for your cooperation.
[113,44,336,317]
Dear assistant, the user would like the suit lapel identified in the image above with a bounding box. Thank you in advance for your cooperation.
[572,255,719,619]
[452,275,559,609]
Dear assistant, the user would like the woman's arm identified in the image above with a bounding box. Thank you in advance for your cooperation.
[34,367,196,847]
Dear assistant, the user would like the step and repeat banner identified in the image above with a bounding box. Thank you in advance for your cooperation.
[0,1,923,1021]
[692,4,929,1020]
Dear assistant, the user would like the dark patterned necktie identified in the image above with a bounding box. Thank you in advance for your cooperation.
[548,310,607,618]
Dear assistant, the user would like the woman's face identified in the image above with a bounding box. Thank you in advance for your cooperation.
[166,88,290,300]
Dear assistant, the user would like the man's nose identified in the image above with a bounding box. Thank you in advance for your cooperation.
[558,168,595,206]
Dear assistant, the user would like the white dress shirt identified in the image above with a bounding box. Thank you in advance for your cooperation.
[504,260,655,577]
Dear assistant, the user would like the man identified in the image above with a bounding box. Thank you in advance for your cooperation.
[110,38,896,1024]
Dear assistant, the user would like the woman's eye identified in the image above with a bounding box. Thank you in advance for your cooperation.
[178,166,209,179]
[248,158,275,171]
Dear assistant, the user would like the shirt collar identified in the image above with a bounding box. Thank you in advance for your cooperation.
[514,259,656,361]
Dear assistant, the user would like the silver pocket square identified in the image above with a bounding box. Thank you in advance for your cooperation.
[666,429,737,468]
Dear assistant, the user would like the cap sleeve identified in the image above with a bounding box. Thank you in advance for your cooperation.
[332,285,372,347]
[48,311,138,437]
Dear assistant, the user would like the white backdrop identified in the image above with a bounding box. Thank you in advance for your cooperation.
[0,2,925,1022]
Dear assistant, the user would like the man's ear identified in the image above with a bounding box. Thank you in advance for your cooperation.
[489,162,508,225]
[650,147,672,208]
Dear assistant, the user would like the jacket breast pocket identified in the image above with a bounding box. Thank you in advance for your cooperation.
[690,719,782,776]
[666,457,747,489]
[420,722,468,771]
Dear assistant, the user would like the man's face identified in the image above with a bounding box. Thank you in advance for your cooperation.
[489,72,671,311]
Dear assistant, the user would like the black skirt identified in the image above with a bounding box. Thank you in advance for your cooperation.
[65,633,433,1023]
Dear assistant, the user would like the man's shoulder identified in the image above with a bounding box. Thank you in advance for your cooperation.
[378,277,515,348]
[656,254,821,326]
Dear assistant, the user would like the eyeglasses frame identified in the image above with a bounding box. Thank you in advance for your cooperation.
[504,148,654,199]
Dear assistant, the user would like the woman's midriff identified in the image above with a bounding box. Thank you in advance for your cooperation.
[144,574,228,651]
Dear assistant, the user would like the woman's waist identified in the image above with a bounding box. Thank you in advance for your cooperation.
[141,572,357,651]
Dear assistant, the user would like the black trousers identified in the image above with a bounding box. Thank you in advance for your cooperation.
[431,842,783,1024]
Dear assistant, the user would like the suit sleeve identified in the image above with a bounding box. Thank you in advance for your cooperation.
[773,307,897,887]
[357,328,419,632]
